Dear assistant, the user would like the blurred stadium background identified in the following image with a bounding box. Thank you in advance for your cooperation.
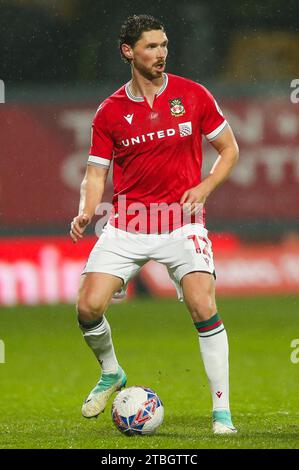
[0,0,299,304]
[0,0,299,449]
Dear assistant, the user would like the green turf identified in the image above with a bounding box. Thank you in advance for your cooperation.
[0,296,298,449]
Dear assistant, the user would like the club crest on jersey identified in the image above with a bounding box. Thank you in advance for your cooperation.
[169,98,185,117]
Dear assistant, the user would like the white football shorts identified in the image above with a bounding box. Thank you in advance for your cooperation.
[82,222,215,301]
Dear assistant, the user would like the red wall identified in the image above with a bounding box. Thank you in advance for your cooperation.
[0,235,298,305]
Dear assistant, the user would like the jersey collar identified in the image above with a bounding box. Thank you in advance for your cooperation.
[125,73,168,102]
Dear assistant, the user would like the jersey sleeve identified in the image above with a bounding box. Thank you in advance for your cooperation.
[199,86,228,142]
[88,103,113,168]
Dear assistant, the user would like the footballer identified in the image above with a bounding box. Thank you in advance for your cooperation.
[70,14,239,434]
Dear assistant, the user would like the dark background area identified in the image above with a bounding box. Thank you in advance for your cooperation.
[1,0,298,86]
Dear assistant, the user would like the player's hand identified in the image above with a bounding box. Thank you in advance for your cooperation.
[180,185,207,216]
[70,213,91,243]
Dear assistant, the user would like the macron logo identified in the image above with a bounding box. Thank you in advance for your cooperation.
[124,114,134,125]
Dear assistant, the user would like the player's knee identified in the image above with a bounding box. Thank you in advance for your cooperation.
[76,295,106,322]
[189,295,216,322]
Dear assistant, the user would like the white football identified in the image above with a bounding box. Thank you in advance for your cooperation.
[111,386,164,436]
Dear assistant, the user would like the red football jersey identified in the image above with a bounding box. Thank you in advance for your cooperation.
[88,73,227,233]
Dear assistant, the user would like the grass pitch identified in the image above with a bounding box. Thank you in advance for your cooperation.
[0,296,298,449]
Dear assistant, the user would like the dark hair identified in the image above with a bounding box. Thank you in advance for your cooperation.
[119,14,165,63]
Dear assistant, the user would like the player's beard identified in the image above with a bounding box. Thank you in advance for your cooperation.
[133,59,166,80]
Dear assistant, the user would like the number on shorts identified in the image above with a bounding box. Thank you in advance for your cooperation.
[187,235,210,257]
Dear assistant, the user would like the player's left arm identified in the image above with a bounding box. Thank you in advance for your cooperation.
[180,125,239,214]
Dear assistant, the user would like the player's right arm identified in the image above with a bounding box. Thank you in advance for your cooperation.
[70,165,109,243]
[70,101,113,243]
